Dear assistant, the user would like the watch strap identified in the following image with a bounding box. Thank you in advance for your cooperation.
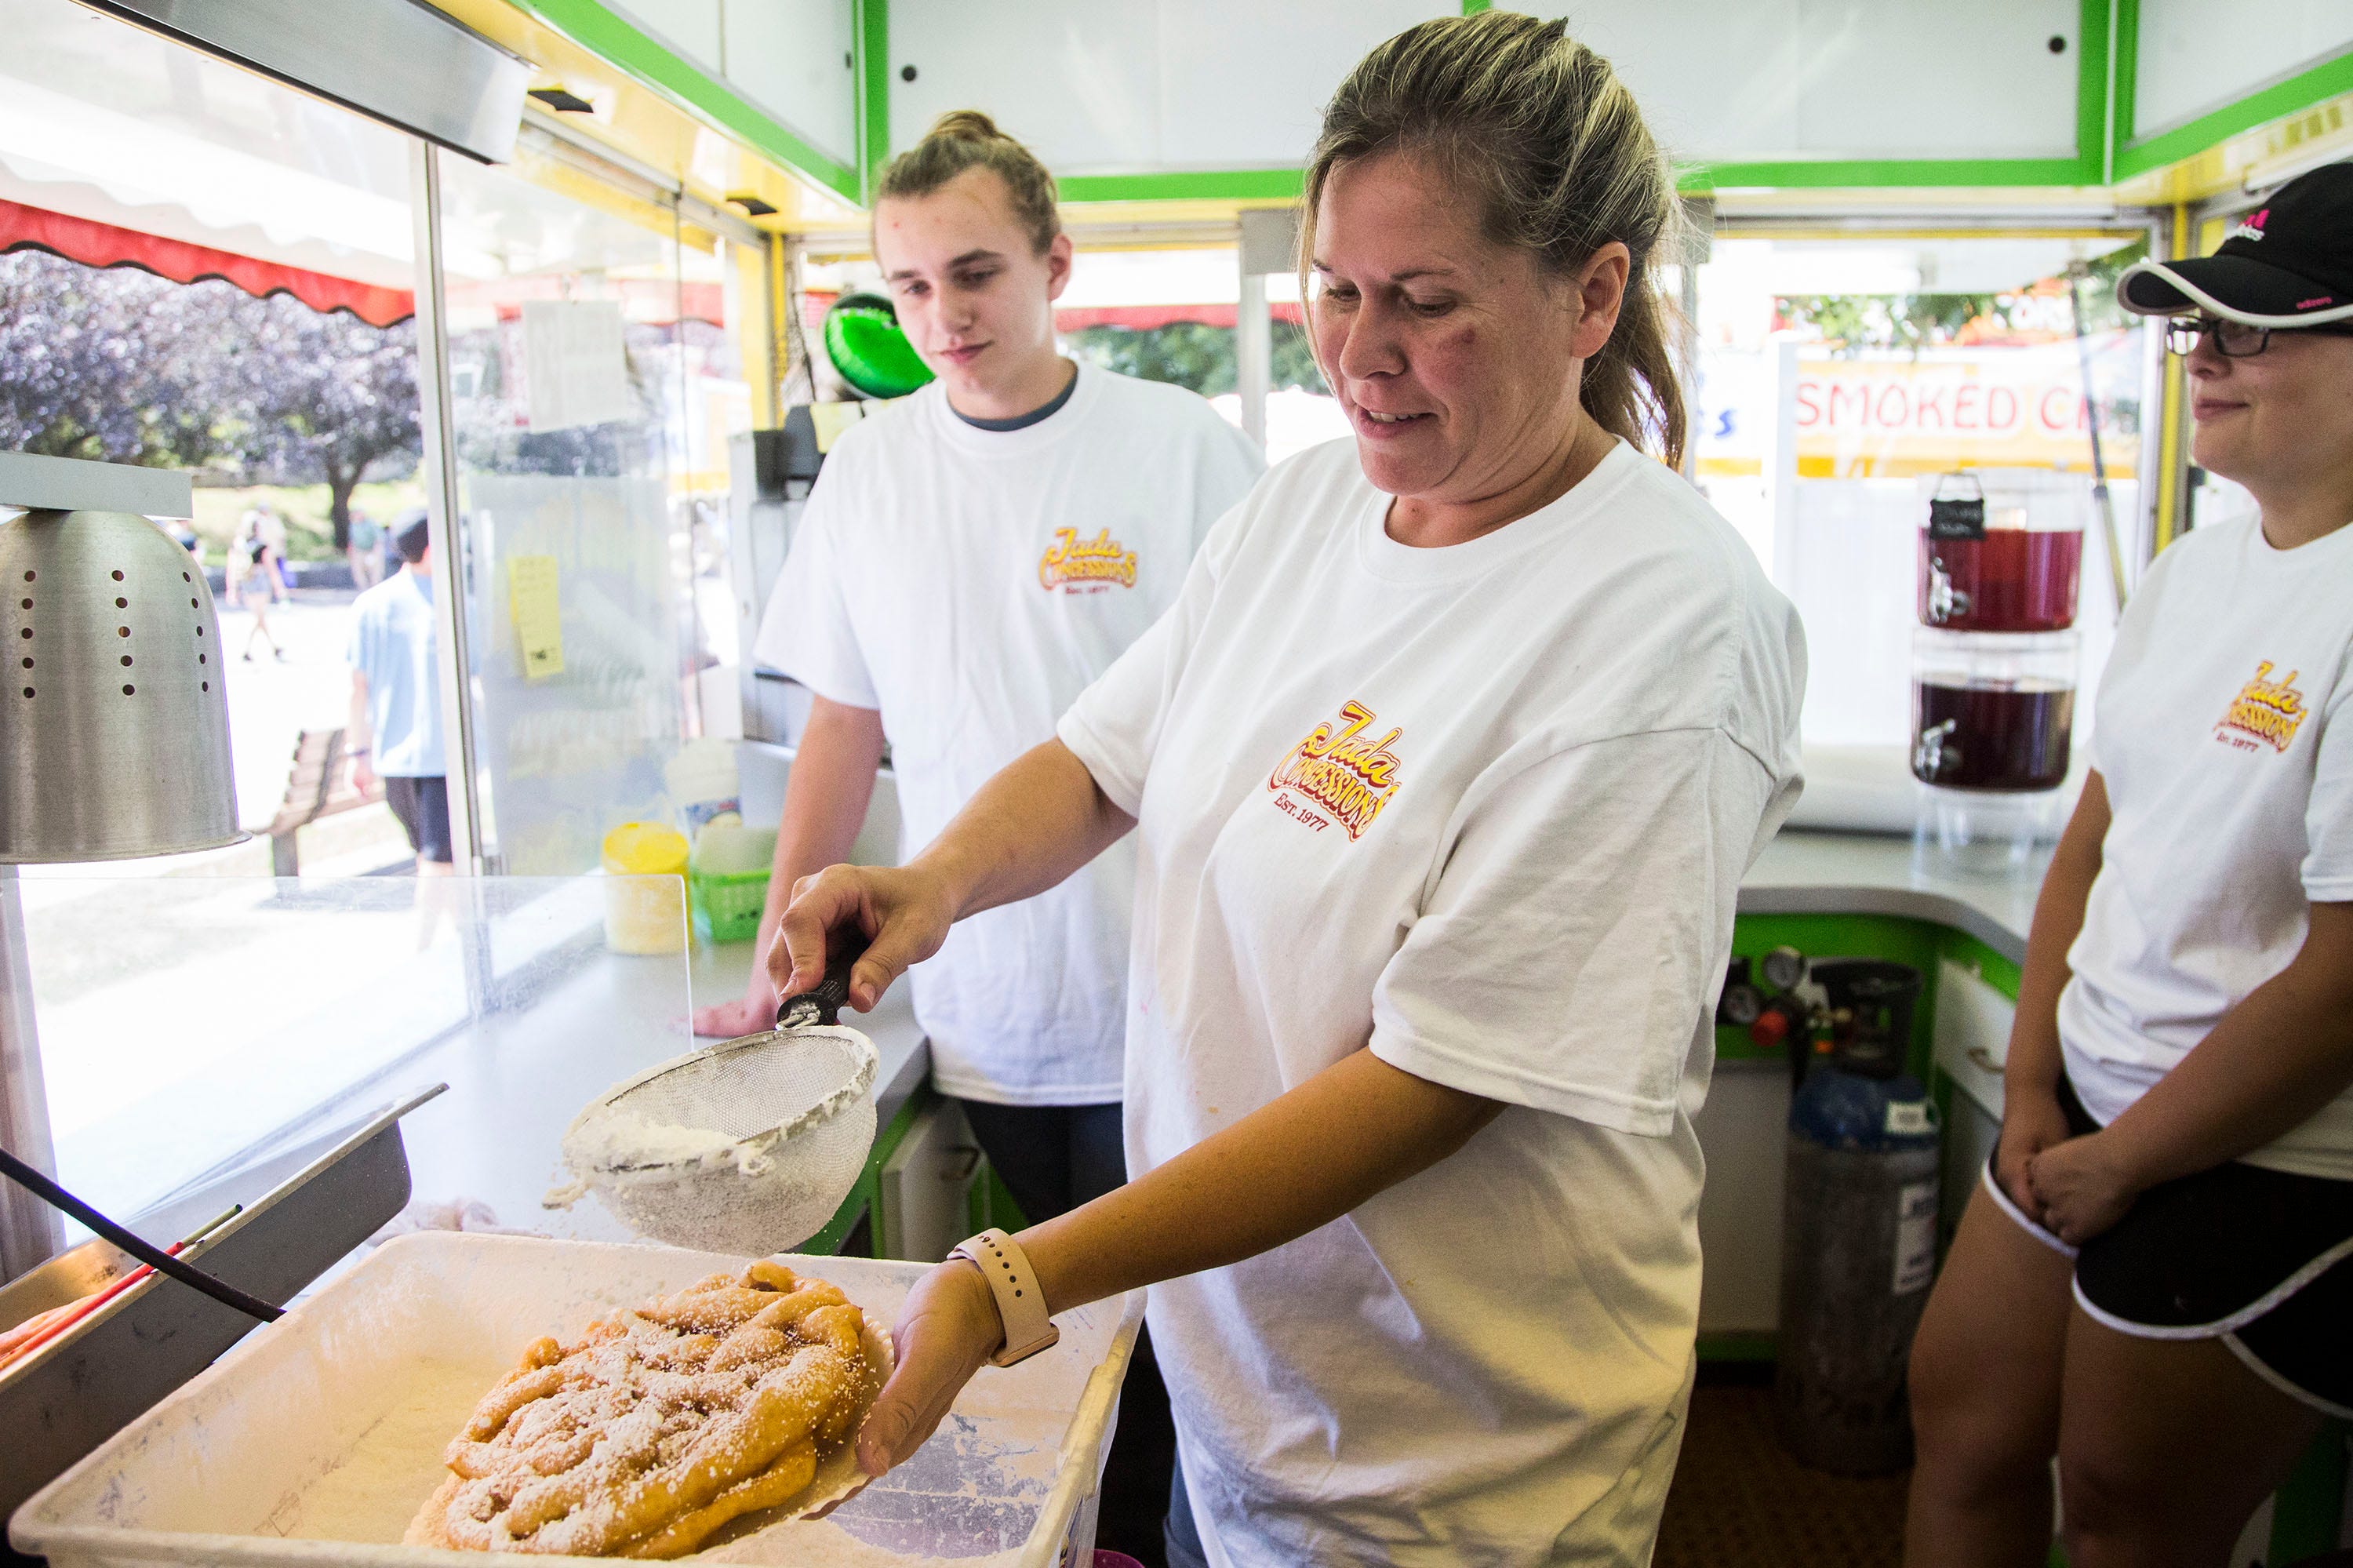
[951,1228,1060,1368]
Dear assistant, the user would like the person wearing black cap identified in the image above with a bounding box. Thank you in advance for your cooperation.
[1907,164,2353,1567]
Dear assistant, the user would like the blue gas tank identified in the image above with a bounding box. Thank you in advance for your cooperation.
[1775,962,1941,1475]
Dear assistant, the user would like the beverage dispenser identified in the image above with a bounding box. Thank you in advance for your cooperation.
[1911,470,2087,871]
[1911,631,2078,794]
[1918,470,2086,633]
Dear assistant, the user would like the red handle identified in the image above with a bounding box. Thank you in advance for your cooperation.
[0,1240,187,1369]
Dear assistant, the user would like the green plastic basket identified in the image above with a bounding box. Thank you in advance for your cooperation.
[689,861,770,945]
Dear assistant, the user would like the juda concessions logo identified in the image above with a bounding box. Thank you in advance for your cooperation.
[1038,527,1137,593]
[2215,660,2307,752]
[1267,700,1402,840]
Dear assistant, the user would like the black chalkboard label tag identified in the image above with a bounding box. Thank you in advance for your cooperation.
[1928,498,1987,540]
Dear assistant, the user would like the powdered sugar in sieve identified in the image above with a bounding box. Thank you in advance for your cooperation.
[547,1023,880,1256]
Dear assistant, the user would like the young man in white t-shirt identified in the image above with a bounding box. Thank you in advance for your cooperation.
[700,109,1260,1202]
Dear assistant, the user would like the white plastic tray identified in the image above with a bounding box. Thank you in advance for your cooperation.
[11,1234,1141,1568]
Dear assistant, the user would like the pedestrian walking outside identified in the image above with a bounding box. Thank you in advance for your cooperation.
[229,510,284,661]
[251,503,292,598]
[347,510,384,591]
[347,511,453,875]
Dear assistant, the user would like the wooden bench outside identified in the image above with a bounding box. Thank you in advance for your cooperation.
[264,727,384,875]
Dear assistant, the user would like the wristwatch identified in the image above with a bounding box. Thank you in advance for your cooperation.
[950,1228,1060,1367]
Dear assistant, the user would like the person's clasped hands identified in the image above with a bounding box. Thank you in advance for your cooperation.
[2025,1128,2146,1246]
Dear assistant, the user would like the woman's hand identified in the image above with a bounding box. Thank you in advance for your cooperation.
[855,1259,1003,1477]
[2026,1130,2144,1246]
[689,977,775,1040]
[1994,1084,2074,1221]
[770,864,958,1013]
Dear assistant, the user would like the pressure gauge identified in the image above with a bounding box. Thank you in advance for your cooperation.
[1760,946,1807,991]
[1718,983,1764,1028]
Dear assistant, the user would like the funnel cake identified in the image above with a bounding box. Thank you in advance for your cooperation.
[406,1261,887,1558]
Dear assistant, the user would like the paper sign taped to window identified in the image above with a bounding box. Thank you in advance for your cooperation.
[522,300,632,432]
[809,400,864,453]
[507,554,564,680]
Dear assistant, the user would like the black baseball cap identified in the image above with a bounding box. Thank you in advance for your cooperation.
[2115,162,2353,328]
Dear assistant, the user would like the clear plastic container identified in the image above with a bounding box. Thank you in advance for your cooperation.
[601,820,689,954]
[1914,783,2071,877]
[1910,629,2079,795]
[1917,470,2088,633]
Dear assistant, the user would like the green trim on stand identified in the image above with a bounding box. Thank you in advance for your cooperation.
[856,0,890,203]
[1060,168,1307,204]
[1689,0,2109,193]
[1686,156,2093,191]
[1937,930,2021,1002]
[2117,46,2353,180]
[500,0,861,202]
[2107,0,2138,183]
[2075,0,2112,182]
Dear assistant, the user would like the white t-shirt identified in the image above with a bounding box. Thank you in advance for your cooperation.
[1057,438,1806,1564]
[755,362,1263,1105]
[2058,515,2353,1180]
[346,571,443,777]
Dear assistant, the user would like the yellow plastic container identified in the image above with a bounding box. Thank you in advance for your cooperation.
[601,821,689,955]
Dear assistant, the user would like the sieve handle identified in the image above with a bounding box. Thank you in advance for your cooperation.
[776,927,869,1029]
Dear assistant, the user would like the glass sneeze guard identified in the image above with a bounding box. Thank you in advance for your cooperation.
[14,872,693,1255]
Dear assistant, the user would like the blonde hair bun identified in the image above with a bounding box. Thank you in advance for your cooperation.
[878,109,1060,254]
[925,109,1008,143]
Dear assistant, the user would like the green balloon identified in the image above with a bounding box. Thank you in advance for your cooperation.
[824,292,935,399]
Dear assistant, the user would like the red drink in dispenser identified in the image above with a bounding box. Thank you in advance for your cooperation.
[1918,471,2087,633]
[1917,528,2083,633]
[1911,678,2075,791]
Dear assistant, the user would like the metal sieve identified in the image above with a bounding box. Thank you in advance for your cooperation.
[552,942,881,1256]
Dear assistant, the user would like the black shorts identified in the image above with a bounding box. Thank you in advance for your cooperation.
[382,774,454,864]
[1986,1073,2353,1418]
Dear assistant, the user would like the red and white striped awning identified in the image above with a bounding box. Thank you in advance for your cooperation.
[0,197,414,326]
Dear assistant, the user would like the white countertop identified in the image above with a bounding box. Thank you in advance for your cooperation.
[1742,828,2045,963]
[375,835,2036,1239]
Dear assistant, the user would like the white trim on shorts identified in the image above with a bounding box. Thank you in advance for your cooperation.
[1982,1160,2078,1259]
[1980,1143,2353,1418]
[2220,1333,2353,1422]
[1984,1159,2353,1340]
[2065,1233,2353,1341]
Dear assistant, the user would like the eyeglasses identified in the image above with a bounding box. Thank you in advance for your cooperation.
[2166,316,2353,357]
